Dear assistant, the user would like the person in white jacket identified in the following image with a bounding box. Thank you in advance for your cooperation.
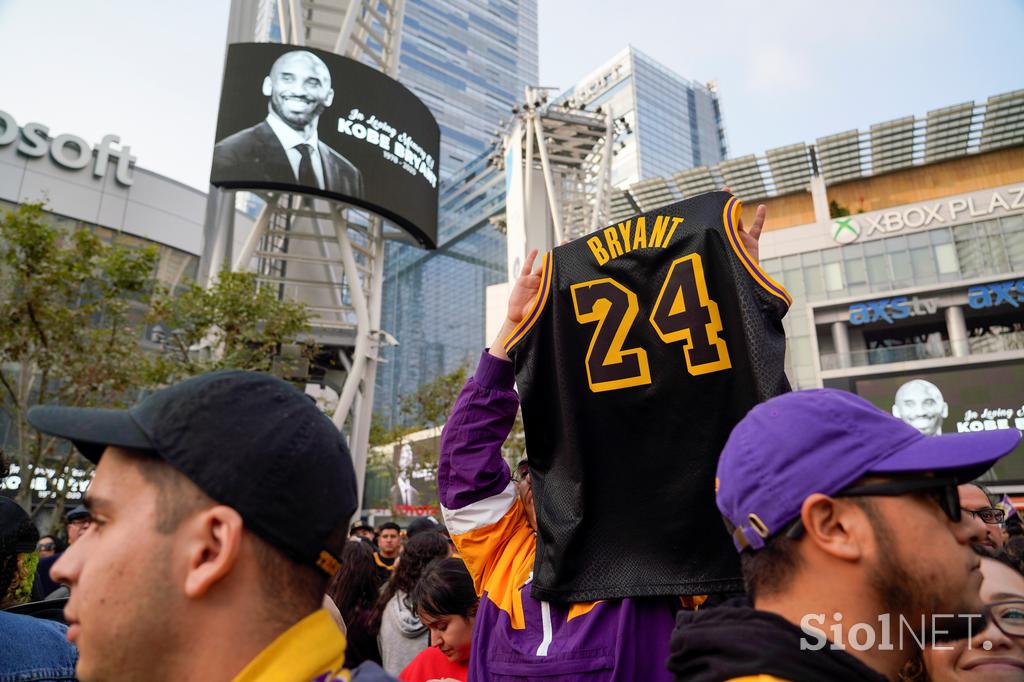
[371,530,450,675]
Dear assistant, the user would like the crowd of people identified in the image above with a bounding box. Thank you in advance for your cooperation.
[2,207,1024,682]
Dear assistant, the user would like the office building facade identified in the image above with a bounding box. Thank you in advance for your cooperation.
[375,0,538,427]
[603,89,1024,487]
[557,46,727,188]
[398,0,539,180]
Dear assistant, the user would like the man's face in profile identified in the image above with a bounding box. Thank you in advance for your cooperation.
[51,447,179,682]
[893,380,948,436]
[263,51,334,131]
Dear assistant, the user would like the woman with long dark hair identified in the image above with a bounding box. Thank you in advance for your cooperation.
[372,531,450,675]
[326,540,382,668]
[400,558,478,682]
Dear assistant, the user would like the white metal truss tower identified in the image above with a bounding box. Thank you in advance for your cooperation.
[500,86,615,256]
[215,0,409,511]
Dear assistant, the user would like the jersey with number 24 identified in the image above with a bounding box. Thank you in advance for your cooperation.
[506,191,791,603]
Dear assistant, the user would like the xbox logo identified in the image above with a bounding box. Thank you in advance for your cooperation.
[831,217,861,244]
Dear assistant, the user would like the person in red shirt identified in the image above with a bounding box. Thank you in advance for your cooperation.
[399,558,477,682]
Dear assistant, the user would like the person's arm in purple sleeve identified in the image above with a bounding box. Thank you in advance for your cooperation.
[436,350,519,510]
[437,248,543,509]
[438,252,544,590]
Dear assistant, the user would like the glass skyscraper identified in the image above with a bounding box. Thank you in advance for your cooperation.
[558,46,727,188]
[375,0,538,427]
[396,0,539,181]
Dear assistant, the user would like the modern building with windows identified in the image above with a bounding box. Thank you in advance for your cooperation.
[603,89,1024,486]
[375,0,538,427]
[556,46,727,188]
[398,0,539,180]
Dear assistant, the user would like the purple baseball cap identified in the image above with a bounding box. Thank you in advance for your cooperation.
[716,388,1021,552]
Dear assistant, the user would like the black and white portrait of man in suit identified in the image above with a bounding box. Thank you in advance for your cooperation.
[391,443,421,507]
[212,49,364,199]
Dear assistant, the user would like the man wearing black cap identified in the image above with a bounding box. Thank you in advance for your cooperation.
[29,370,394,682]
[65,504,91,544]
[350,520,376,544]
[33,503,90,598]
[668,388,1022,682]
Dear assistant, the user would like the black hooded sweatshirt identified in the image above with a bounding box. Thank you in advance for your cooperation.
[667,599,890,682]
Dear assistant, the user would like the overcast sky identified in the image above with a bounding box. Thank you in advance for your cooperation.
[1,0,1021,191]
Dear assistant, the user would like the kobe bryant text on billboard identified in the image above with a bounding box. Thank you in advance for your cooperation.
[338,109,437,189]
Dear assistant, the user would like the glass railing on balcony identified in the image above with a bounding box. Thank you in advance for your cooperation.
[819,331,1024,371]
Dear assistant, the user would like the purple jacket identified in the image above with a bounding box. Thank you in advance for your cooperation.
[438,350,677,681]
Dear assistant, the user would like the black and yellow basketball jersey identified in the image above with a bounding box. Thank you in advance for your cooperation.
[505,191,791,602]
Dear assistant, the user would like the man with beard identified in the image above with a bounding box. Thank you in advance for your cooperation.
[668,389,1021,682]
[212,50,364,199]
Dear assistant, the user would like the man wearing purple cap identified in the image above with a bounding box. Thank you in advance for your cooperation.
[667,388,1021,682]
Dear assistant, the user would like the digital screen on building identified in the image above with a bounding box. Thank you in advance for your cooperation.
[825,362,1024,481]
[211,43,440,248]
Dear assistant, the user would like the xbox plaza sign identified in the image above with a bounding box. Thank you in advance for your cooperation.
[828,185,1024,245]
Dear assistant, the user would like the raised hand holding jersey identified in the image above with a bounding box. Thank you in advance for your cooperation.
[506,191,791,602]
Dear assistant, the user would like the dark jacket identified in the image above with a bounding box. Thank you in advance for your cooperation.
[667,599,888,682]
[212,120,365,200]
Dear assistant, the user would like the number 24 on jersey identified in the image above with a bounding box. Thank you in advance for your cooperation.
[569,253,731,393]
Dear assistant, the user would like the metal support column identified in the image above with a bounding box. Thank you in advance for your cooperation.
[532,114,564,243]
[946,305,970,357]
[215,0,409,515]
[831,321,852,369]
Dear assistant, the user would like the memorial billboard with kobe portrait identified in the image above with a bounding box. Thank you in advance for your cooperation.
[211,42,440,248]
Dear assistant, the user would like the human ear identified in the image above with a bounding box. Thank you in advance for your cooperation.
[800,494,863,562]
[182,505,244,598]
[324,88,334,108]
[262,77,273,97]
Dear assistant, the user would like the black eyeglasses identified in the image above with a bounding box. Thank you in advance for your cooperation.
[785,476,961,539]
[986,600,1024,638]
[961,507,1006,525]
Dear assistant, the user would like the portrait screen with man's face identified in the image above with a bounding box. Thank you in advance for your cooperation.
[825,361,1024,481]
[211,42,440,249]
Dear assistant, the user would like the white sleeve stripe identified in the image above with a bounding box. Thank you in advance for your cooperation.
[441,482,517,536]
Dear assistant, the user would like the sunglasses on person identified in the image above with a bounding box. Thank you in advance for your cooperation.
[986,600,1024,638]
[36,542,56,551]
[961,507,1006,525]
[785,476,961,539]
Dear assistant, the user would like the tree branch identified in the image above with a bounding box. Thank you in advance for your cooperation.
[0,368,19,410]
[25,301,49,349]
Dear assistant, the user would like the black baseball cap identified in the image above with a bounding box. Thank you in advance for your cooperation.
[350,520,373,534]
[406,516,440,538]
[27,370,358,576]
[0,497,39,554]
[66,504,90,521]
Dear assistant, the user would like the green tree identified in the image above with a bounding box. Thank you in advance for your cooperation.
[0,203,158,517]
[398,364,468,431]
[0,204,313,524]
[829,199,851,218]
[146,270,313,384]
[367,363,468,485]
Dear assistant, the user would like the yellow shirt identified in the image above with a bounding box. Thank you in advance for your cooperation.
[232,609,350,682]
